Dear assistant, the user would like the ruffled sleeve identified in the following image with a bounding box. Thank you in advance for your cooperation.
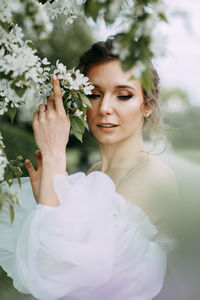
[0,171,176,300]
[1,172,115,300]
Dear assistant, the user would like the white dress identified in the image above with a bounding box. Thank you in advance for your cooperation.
[0,171,175,300]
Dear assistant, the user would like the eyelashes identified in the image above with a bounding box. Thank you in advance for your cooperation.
[87,94,133,101]
[118,95,132,100]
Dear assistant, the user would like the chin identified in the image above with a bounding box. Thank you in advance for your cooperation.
[93,133,122,145]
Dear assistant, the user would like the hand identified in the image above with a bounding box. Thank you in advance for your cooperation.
[25,150,68,203]
[32,75,70,159]
[25,150,42,203]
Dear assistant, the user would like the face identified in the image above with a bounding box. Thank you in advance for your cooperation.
[86,59,148,145]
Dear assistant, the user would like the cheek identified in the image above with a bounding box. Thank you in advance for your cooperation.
[120,99,144,123]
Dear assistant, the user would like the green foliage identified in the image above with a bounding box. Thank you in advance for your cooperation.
[0,267,36,300]
[83,0,168,95]
[0,121,37,176]
[33,18,94,68]
[160,87,189,105]
[70,115,87,142]
[164,106,200,150]
[84,0,106,22]
[0,185,19,224]
[5,106,17,124]
[0,20,10,32]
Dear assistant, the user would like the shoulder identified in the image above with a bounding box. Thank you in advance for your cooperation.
[144,155,179,209]
[122,154,179,204]
[147,155,177,186]
[86,161,101,175]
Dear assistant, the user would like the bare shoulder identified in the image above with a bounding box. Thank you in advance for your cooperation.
[147,155,177,186]
[86,161,101,175]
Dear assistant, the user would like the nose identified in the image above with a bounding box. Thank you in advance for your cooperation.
[98,94,113,116]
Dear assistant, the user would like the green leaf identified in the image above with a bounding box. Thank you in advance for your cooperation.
[141,68,152,96]
[9,204,14,224]
[79,93,91,107]
[0,20,10,32]
[11,85,27,97]
[17,176,22,189]
[82,117,89,131]
[73,131,83,142]
[159,13,168,23]
[70,115,86,142]
[26,41,36,50]
[6,107,17,123]
[70,115,85,134]
[50,65,56,73]
[121,57,136,72]
[84,0,102,21]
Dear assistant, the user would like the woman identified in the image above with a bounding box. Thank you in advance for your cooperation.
[0,40,178,300]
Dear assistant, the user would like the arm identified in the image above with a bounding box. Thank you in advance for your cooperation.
[32,75,70,206]
[39,153,66,206]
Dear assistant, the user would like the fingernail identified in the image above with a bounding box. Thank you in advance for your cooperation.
[25,159,30,163]
[52,74,57,80]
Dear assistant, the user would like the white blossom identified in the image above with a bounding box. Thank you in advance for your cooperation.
[0,133,6,149]
[74,109,83,117]
[42,58,50,65]
[23,2,53,41]
[54,60,67,78]
[135,15,156,38]
[44,0,82,25]
[133,61,146,78]
[108,0,122,20]
[150,34,166,57]
[112,40,130,60]
[0,134,8,182]
[0,1,14,23]
[67,69,93,92]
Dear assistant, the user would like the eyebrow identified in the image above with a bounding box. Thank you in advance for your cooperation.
[93,84,136,91]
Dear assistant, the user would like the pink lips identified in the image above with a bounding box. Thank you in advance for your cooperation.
[96,122,119,132]
[97,122,118,126]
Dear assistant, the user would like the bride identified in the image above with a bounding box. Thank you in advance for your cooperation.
[0,39,178,300]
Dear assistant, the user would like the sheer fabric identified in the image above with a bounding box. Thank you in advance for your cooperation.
[0,171,175,300]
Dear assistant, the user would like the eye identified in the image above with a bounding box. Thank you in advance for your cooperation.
[118,95,132,100]
[87,94,101,99]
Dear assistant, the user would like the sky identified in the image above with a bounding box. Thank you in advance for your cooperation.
[93,0,200,106]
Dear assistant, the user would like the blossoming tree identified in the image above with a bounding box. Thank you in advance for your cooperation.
[0,0,168,220]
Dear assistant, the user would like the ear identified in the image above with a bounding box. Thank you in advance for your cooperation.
[144,106,153,118]
[141,102,153,118]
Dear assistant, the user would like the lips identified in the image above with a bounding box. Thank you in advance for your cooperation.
[97,122,119,128]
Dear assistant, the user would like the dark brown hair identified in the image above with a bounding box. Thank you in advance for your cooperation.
[77,38,162,140]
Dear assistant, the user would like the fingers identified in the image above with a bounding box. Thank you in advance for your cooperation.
[52,75,65,114]
[35,150,42,169]
[25,159,35,176]
[38,104,47,121]
[46,94,55,112]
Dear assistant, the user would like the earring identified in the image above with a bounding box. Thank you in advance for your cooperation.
[146,113,150,118]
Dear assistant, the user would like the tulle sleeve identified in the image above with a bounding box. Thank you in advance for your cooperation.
[0,172,176,300]
[0,172,115,300]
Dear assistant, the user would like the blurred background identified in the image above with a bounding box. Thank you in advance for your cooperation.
[0,0,199,176]
[0,0,200,299]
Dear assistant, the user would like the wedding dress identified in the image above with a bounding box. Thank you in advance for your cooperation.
[0,171,175,300]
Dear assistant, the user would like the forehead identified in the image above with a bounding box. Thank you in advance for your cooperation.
[87,60,140,89]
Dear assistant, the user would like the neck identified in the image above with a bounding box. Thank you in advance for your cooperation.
[99,133,146,174]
